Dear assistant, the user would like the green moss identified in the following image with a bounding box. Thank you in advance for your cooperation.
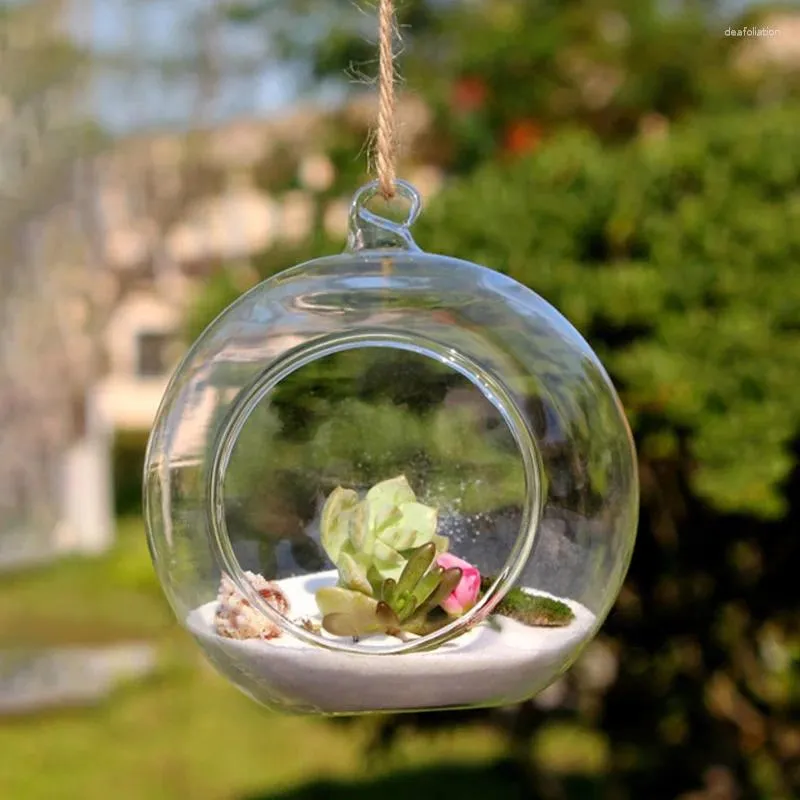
[481,577,574,628]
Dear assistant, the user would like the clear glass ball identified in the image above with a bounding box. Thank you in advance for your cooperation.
[144,182,638,714]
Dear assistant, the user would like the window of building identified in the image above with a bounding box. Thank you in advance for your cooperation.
[136,331,174,377]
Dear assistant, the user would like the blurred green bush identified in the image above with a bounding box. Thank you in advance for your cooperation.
[417,104,800,519]
[229,0,798,173]
[113,429,151,517]
[410,103,800,800]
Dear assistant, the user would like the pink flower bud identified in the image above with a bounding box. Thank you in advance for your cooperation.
[435,553,481,616]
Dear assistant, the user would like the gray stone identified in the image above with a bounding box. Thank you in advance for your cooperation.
[0,643,157,715]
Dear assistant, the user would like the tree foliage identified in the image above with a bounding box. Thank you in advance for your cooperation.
[405,104,800,800]
[416,106,800,519]
[226,0,796,171]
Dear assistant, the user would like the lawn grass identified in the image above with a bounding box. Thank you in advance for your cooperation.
[0,518,509,800]
[0,517,605,800]
[0,517,173,647]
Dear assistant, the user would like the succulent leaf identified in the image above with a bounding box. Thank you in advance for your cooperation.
[375,601,399,628]
[372,539,407,576]
[319,475,449,593]
[315,586,379,618]
[395,542,436,597]
[393,590,413,617]
[337,551,373,595]
[320,487,358,563]
[366,565,384,595]
[381,578,396,605]
[371,505,403,537]
[417,567,463,617]
[322,612,385,637]
[397,594,421,623]
[400,614,450,637]
[321,614,355,637]
[348,502,373,552]
[379,502,438,550]
[365,474,416,507]
[412,565,444,608]
[365,478,414,534]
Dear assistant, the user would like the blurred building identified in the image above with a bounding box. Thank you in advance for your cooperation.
[0,0,113,566]
[0,0,439,560]
[734,10,800,75]
[89,93,438,437]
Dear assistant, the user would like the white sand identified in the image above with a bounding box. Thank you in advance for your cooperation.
[185,570,596,714]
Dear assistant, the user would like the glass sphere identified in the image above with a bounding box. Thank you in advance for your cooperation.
[144,181,638,714]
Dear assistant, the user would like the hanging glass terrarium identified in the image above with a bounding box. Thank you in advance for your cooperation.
[143,176,638,714]
[143,0,637,715]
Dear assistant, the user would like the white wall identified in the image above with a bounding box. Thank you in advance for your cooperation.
[57,391,115,554]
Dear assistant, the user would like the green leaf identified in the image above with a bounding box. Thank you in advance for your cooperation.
[393,590,413,617]
[397,594,419,623]
[365,475,417,532]
[412,565,445,609]
[366,565,385,596]
[372,539,407,577]
[334,552,373,596]
[365,475,416,506]
[319,486,358,563]
[400,613,452,637]
[315,586,379,618]
[395,542,437,598]
[381,578,396,605]
[348,502,374,554]
[379,502,439,550]
[419,567,463,617]
[322,612,383,637]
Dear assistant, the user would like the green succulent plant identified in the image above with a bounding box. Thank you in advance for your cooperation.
[319,475,449,595]
[315,476,464,640]
[316,542,463,640]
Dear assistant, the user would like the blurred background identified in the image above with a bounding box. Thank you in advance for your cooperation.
[0,0,799,798]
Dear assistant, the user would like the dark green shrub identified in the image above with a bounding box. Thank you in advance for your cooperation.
[112,429,151,516]
[407,104,800,800]
[417,105,800,519]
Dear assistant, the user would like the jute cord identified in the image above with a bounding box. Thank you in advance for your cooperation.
[376,0,397,199]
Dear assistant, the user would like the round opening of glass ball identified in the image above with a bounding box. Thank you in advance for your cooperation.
[208,336,541,655]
